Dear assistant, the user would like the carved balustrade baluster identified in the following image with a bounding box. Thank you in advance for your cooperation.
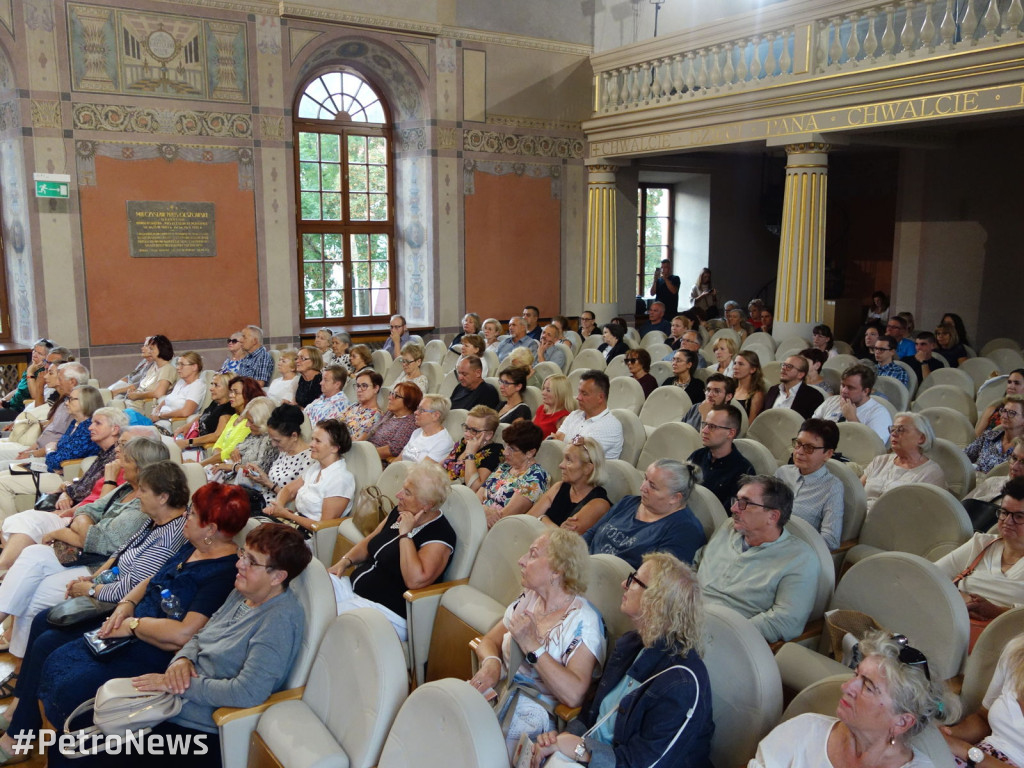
[882,5,898,55]
[723,43,736,86]
[628,65,641,105]
[671,54,684,95]
[639,61,652,103]
[961,0,979,42]
[982,0,1002,38]
[708,46,722,87]
[684,52,697,94]
[829,18,843,63]
[736,39,750,82]
[864,9,881,57]
[751,35,764,78]
[921,1,937,49]
[779,31,792,74]
[940,0,958,43]
[901,0,918,52]
[846,13,863,62]
[695,49,709,90]
[1007,0,1024,33]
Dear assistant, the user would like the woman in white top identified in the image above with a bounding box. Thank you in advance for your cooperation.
[152,351,205,424]
[942,635,1024,768]
[123,334,176,412]
[751,630,959,768]
[314,327,335,367]
[264,418,354,533]
[401,395,454,463]
[483,318,503,353]
[861,412,946,511]
[706,337,737,378]
[393,343,428,394]
[266,349,299,404]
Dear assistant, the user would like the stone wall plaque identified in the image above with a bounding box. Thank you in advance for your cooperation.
[127,201,216,258]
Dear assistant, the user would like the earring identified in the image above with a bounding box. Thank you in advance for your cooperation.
[203,535,213,546]
[888,730,896,747]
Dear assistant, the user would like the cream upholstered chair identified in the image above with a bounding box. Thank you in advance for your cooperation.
[774,551,970,694]
[775,336,810,358]
[569,348,607,373]
[213,558,338,768]
[637,421,701,468]
[444,407,468,443]
[639,330,666,348]
[960,357,1000,392]
[601,458,643,504]
[608,376,645,415]
[871,394,898,423]
[649,360,672,381]
[421,361,443,393]
[423,339,447,365]
[687,483,727,542]
[377,678,506,768]
[371,349,393,374]
[611,408,646,466]
[709,328,742,349]
[825,458,867,570]
[872,375,910,411]
[918,406,978,448]
[744,331,777,352]
[333,460,412,560]
[980,338,1022,357]
[703,603,783,767]
[760,360,782,388]
[912,384,978,422]
[250,609,408,768]
[988,347,1024,374]
[604,355,629,380]
[746,407,803,466]
[639,386,692,436]
[742,343,774,364]
[917,366,976,398]
[580,333,603,351]
[835,422,886,473]
[823,354,861,373]
[779,516,835,649]
[563,329,582,352]
[644,342,672,362]
[403,484,488,685]
[779,674,957,767]
[976,375,1008,414]
[844,483,972,568]
[439,349,460,373]
[534,438,564,484]
[928,436,976,499]
[422,515,546,683]
[959,606,1024,714]
[734,437,781,475]
[532,360,563,382]
[180,462,208,499]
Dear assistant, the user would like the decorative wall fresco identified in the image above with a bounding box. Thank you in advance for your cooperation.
[75,139,254,189]
[67,3,249,103]
[463,158,562,199]
[464,129,584,159]
[73,103,252,137]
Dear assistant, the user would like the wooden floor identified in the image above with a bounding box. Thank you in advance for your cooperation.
[0,651,46,768]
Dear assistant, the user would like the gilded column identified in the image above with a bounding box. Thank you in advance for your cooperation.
[584,163,619,318]
[773,142,830,341]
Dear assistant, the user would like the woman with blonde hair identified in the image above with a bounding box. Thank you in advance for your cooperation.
[470,530,605,754]
[532,553,714,768]
[442,405,502,491]
[706,336,737,377]
[152,351,205,423]
[290,346,323,409]
[533,374,575,439]
[482,318,503,353]
[393,343,428,393]
[732,349,765,421]
[267,349,299,405]
[529,436,610,534]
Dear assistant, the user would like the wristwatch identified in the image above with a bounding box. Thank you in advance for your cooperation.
[87,586,96,597]
[525,647,547,664]
[128,618,141,637]
[967,746,985,767]
[573,740,588,762]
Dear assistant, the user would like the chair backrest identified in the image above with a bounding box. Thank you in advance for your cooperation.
[870,394,898,423]
[532,361,562,383]
[911,384,978,422]
[760,360,782,388]
[284,558,340,688]
[746,408,803,466]
[482,349,499,374]
[687,483,727,541]
[535,438,564,484]
[649,361,673,382]
[645,343,672,362]
[831,552,970,680]
[639,330,666,348]
[376,460,413,501]
[733,437,781,475]
[703,603,783,767]
[859,483,973,561]
[567,368,586,391]
[161,435,183,463]
[445,408,468,443]
[570,348,607,373]
[383,358,404,387]
[959,606,1024,714]
[521,385,542,415]
[180,462,208,499]
[608,376,645,415]
[832,340,854,355]
[988,347,1024,374]
[980,337,1022,357]
[563,330,582,352]
[744,331,777,352]
[269,609,408,768]
[775,336,811,358]
[439,486,488,583]
[892,360,919,397]
[371,349,393,375]
[709,328,741,349]
[611,408,647,467]
[959,357,1000,391]
[624,328,640,346]
[976,375,1008,413]
[422,361,443,394]
[584,554,634,649]
[823,354,860,373]
[821,366,842,395]
[602,459,643,504]
[927,437,976,499]
[917,366,976,398]
[467,515,547,605]
[377,679,506,768]
[784,516,835,620]
[825,459,867,545]
[580,333,603,351]
[639,386,691,433]
[604,356,629,380]
[345,440,384,495]
[440,349,460,374]
[836,422,886,467]
[423,339,447,365]
[872,375,910,411]
[742,343,775,364]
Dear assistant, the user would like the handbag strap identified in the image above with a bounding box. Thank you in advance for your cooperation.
[953,538,1001,586]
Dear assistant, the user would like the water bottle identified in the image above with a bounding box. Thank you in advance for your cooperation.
[94,566,119,584]
[160,589,184,620]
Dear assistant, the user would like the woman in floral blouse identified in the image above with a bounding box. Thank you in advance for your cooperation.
[478,419,548,528]
[442,405,503,492]
[367,382,420,466]
[342,369,384,440]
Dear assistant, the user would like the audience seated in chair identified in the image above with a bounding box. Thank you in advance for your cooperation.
[812,363,893,443]
[764,354,825,419]
[965,394,1024,474]
[682,373,735,432]
[687,403,755,511]
[528,436,610,534]
[450,356,500,411]
[775,418,844,550]
[861,411,946,512]
[553,371,623,461]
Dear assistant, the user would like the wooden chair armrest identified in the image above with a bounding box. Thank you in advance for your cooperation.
[554,704,581,722]
[403,578,469,603]
[212,687,305,726]
[308,516,344,532]
[769,618,825,654]
[831,539,857,555]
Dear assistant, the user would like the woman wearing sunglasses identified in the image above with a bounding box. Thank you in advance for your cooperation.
[751,631,958,768]
[624,348,657,399]
[531,553,714,768]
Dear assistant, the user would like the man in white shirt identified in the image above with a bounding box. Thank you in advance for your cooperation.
[553,370,623,460]
[763,355,823,419]
[812,363,892,443]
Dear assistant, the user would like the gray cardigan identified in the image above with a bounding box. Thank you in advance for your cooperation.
[75,484,146,555]
[170,588,305,732]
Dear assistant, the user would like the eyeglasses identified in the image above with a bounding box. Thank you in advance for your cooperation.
[624,357,639,364]
[185,504,198,519]
[355,383,372,390]
[498,379,515,387]
[872,346,893,353]
[227,338,240,344]
[999,407,1023,419]
[388,392,401,399]
[704,387,725,395]
[237,547,276,570]
[625,571,648,590]
[730,495,770,512]
[791,439,826,453]
[570,434,592,462]
[996,507,1024,525]
[888,425,913,436]
[397,358,414,365]
[389,324,404,330]
[415,407,438,415]
[463,424,485,435]
[295,355,311,362]
[1009,454,1024,465]
[700,421,731,431]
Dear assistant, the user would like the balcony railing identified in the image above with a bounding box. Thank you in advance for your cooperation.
[594,0,1024,114]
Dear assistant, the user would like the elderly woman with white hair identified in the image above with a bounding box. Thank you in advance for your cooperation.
[208,396,277,486]
[328,461,455,638]
[401,394,455,463]
[330,332,354,372]
[532,552,714,768]
[861,411,947,511]
[752,630,959,768]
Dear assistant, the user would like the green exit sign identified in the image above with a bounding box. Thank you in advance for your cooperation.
[34,174,71,199]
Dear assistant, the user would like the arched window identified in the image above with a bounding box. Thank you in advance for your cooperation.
[294,69,395,326]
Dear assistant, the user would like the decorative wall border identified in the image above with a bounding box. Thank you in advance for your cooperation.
[73,103,253,138]
[75,139,254,189]
[487,114,583,132]
[464,128,584,160]
[463,158,561,199]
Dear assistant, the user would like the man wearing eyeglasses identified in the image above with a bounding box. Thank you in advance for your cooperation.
[763,355,824,419]
[682,373,735,431]
[774,419,844,550]
[695,474,819,642]
[687,404,754,511]
[872,335,910,389]
[885,316,916,358]
[675,330,706,367]
[962,438,1024,523]
[382,315,411,359]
